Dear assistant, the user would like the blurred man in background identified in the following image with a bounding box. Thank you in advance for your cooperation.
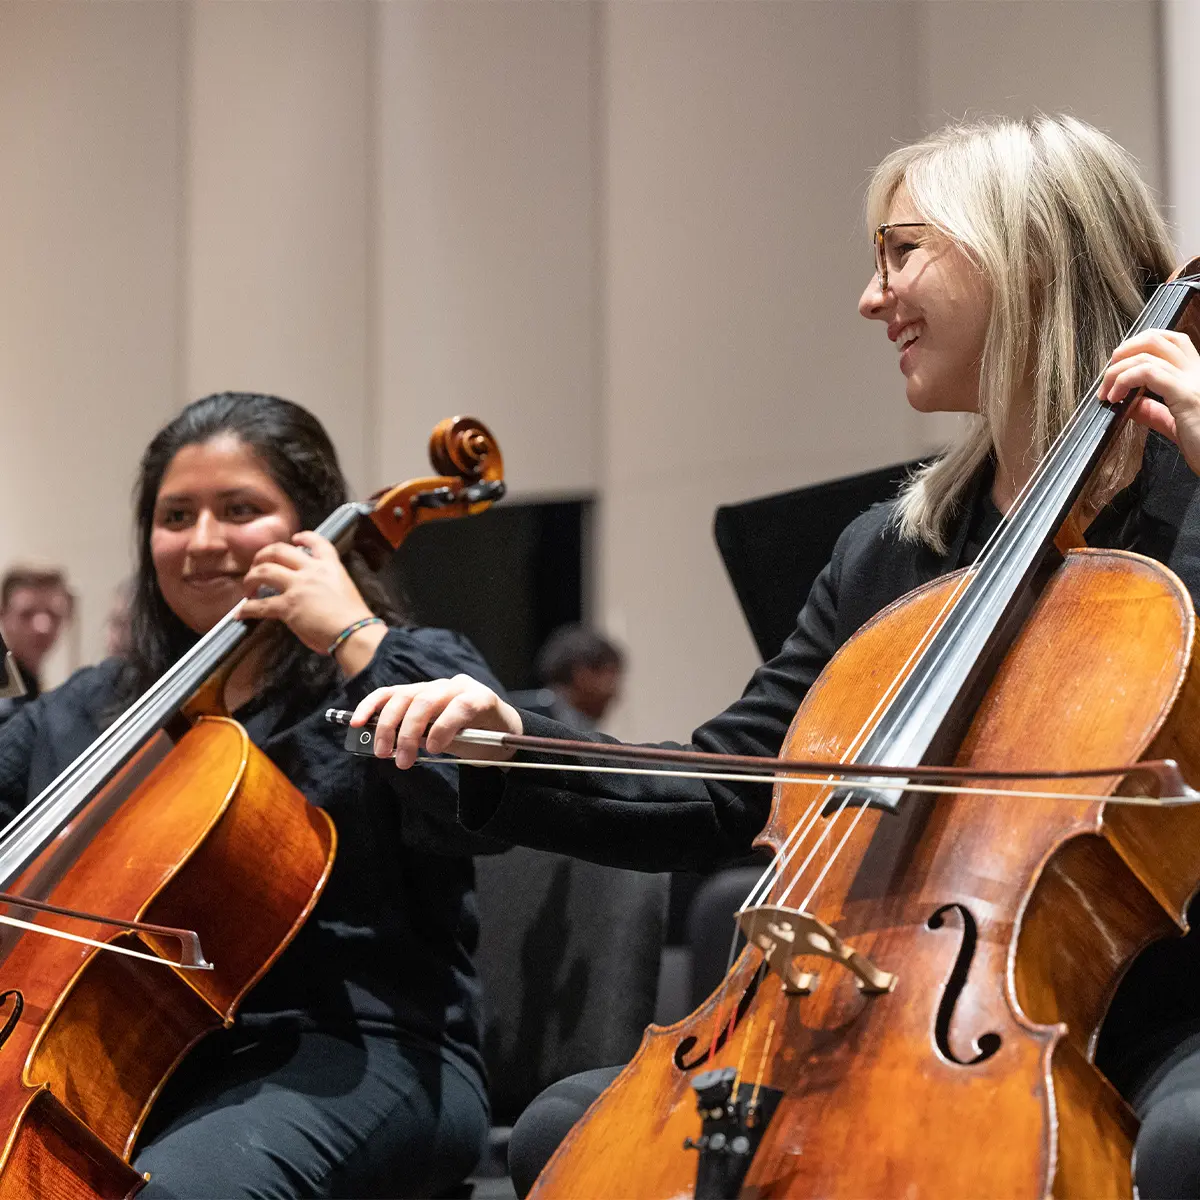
[516,624,624,731]
[0,564,74,721]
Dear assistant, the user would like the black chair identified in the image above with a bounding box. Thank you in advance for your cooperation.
[470,846,669,1193]
[685,865,768,1008]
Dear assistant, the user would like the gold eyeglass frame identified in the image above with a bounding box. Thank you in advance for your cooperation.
[873,222,930,293]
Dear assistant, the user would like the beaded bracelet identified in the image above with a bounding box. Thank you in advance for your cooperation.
[328,616,385,656]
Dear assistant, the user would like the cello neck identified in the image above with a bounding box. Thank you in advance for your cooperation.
[995,277,1200,574]
[0,411,505,887]
[0,502,374,885]
[831,273,1200,811]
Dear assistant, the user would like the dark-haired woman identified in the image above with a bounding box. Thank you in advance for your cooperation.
[0,392,500,1198]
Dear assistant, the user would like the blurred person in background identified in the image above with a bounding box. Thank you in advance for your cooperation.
[0,564,74,722]
[515,624,624,731]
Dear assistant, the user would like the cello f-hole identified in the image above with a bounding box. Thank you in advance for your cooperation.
[928,902,1002,1066]
[675,963,766,1071]
[0,989,22,1051]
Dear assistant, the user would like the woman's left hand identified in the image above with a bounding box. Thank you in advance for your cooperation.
[1099,329,1200,475]
[240,531,380,662]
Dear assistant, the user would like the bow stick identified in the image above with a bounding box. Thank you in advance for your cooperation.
[324,710,1200,805]
[0,891,212,969]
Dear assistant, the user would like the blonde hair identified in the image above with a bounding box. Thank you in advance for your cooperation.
[867,115,1176,553]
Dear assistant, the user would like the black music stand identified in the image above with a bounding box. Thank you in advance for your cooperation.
[713,460,920,661]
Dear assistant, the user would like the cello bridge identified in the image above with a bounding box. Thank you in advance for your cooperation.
[736,903,896,995]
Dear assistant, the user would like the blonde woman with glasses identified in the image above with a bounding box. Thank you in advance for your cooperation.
[357,115,1200,1197]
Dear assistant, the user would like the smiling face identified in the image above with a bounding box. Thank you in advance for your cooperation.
[150,433,300,635]
[858,186,992,416]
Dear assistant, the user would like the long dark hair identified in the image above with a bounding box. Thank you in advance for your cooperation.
[117,392,403,706]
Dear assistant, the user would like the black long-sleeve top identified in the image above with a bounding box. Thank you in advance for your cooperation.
[0,626,507,1099]
[458,432,1200,876]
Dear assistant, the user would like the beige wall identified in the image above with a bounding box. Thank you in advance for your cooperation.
[598,0,927,738]
[922,1,1162,183]
[0,0,1172,735]
[186,1,373,489]
[374,1,597,493]
[0,0,185,682]
[1165,0,1200,257]
[597,0,1166,740]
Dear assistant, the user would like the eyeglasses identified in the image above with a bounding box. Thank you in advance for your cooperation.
[873,222,930,293]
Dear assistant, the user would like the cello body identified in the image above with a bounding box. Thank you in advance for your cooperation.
[0,718,334,1197]
[531,548,1200,1198]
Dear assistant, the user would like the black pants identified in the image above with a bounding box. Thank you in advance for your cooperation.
[507,1066,619,1198]
[1125,1022,1200,1199]
[509,1057,1200,1199]
[132,1026,488,1199]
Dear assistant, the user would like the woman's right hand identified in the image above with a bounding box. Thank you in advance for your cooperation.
[350,675,523,768]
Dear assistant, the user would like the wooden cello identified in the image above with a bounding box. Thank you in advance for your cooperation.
[0,416,503,1199]
[521,270,1200,1198]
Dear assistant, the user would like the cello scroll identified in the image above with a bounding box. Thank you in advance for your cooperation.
[359,417,505,560]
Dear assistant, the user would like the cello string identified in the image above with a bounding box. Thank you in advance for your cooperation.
[0,503,379,865]
[728,959,769,1071]
[737,564,980,913]
[709,957,768,1065]
[0,602,249,860]
[709,556,984,922]
[0,913,211,969]
[763,784,862,911]
[740,791,832,909]
[771,777,882,911]
[708,859,788,1064]
[732,1002,756,1086]
[717,787,844,1032]
[796,787,879,910]
[724,579,976,988]
[748,1017,778,1111]
[716,378,1089,910]
[449,758,1190,805]
[746,421,1088,907]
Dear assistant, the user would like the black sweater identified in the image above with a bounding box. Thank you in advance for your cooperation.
[458,432,1200,874]
[0,626,507,1098]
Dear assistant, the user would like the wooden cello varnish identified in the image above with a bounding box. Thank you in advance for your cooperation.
[529,276,1200,1198]
[0,417,504,1198]
[0,721,335,1199]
